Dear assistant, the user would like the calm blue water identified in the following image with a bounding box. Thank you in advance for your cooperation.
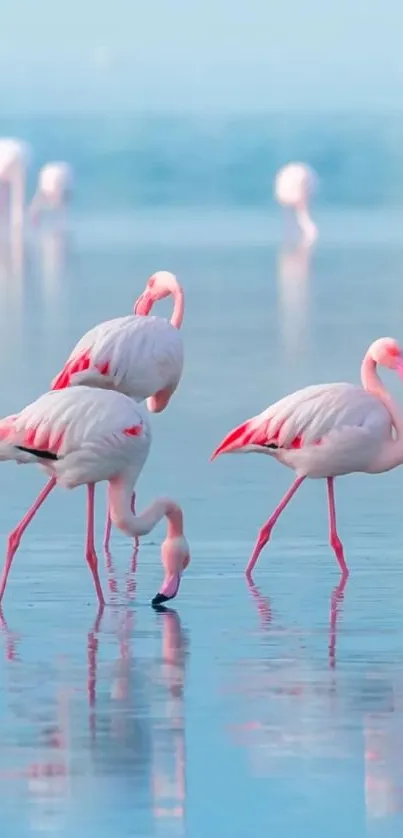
[0,115,403,836]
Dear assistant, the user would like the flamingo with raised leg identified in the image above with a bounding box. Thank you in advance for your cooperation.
[50,270,184,550]
[29,162,73,223]
[275,162,318,244]
[0,387,190,607]
[211,337,403,578]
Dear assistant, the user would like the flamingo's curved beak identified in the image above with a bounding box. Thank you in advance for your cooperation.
[210,418,266,460]
[152,573,181,607]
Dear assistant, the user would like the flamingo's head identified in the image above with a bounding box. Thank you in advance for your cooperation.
[134,271,179,315]
[152,517,190,608]
[369,337,403,373]
[211,415,270,460]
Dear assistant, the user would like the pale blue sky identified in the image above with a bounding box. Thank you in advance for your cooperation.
[0,0,402,111]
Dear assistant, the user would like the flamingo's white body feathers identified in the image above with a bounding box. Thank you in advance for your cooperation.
[0,387,151,489]
[246,383,393,478]
[51,315,183,399]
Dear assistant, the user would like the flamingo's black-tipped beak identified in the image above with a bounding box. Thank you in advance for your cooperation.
[152,591,171,607]
[151,572,181,608]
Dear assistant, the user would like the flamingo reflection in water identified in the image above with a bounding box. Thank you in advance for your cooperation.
[226,578,403,822]
[151,606,188,833]
[277,240,314,358]
[225,577,348,778]
[37,225,71,297]
[89,602,188,834]
[0,559,188,833]
[362,674,403,822]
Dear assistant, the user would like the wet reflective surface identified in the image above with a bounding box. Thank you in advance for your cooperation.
[0,210,403,836]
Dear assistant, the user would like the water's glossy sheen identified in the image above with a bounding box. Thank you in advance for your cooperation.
[1,207,403,837]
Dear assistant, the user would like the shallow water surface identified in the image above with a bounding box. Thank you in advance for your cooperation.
[0,209,403,836]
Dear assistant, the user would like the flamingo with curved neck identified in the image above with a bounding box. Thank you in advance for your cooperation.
[133,271,185,413]
[211,337,403,577]
[134,270,184,328]
[0,386,190,607]
[50,269,185,553]
[108,478,190,605]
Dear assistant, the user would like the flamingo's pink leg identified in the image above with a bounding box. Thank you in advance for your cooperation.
[0,477,57,602]
[86,484,105,606]
[103,507,112,552]
[326,477,349,575]
[103,493,138,551]
[245,476,305,577]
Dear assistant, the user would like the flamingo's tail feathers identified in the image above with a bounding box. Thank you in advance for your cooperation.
[0,442,33,463]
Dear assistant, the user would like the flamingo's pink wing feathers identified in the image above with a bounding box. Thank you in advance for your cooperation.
[0,387,151,485]
[51,315,183,401]
[255,383,391,449]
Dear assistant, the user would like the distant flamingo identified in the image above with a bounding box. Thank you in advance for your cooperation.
[0,138,29,232]
[275,163,318,244]
[211,337,403,577]
[51,270,185,549]
[29,162,73,222]
[0,387,190,606]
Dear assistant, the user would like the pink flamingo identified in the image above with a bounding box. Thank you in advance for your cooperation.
[0,138,29,231]
[29,162,73,223]
[0,386,190,607]
[50,270,184,550]
[275,162,318,244]
[211,337,403,578]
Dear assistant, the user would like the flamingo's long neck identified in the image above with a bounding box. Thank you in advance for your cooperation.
[361,354,402,425]
[108,476,183,539]
[295,202,317,245]
[361,352,403,470]
[170,287,184,329]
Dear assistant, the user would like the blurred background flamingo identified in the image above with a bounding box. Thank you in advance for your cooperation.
[275,162,318,245]
[29,162,73,224]
[0,138,29,233]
